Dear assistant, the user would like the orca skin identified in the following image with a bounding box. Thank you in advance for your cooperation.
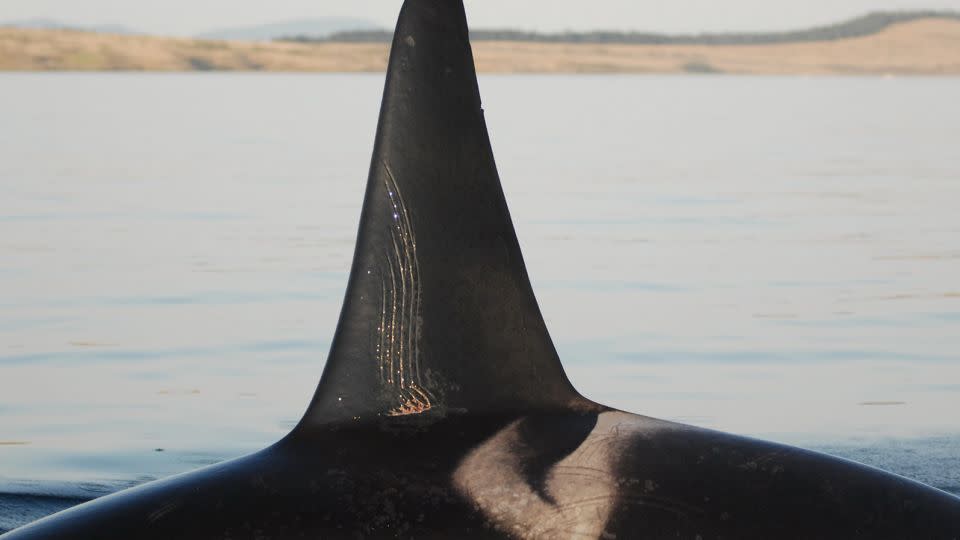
[5,1,959,538]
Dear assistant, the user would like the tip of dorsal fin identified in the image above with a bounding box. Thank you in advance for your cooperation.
[297,0,586,426]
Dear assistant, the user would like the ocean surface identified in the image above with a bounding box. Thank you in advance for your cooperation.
[1,73,959,532]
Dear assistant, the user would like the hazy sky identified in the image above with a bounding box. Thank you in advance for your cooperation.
[3,0,960,35]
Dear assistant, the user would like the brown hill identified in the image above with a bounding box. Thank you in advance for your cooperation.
[2,18,959,74]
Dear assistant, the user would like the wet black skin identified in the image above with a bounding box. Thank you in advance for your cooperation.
[5,1,959,538]
[5,413,960,539]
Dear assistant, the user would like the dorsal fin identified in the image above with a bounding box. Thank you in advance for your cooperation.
[297,0,585,426]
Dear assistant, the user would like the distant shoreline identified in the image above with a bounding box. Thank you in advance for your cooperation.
[299,11,960,46]
[2,15,960,75]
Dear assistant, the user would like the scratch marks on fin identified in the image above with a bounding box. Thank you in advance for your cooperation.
[377,161,434,416]
[147,500,182,524]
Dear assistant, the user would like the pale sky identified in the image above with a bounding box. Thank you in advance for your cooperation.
[3,0,960,35]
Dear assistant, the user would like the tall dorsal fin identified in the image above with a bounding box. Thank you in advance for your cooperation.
[298,0,585,426]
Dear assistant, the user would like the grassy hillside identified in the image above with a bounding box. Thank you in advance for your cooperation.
[317,10,960,45]
[2,17,960,74]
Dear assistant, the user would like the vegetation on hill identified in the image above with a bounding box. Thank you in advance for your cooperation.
[283,11,960,45]
[1,13,959,74]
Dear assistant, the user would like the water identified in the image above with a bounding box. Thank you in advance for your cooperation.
[1,73,959,531]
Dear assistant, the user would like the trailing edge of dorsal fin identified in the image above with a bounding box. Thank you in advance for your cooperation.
[296,0,588,427]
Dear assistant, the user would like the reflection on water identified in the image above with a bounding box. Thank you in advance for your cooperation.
[1,73,959,529]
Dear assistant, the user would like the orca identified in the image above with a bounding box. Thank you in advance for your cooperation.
[4,0,959,538]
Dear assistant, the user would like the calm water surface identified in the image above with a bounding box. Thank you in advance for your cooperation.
[1,73,959,530]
